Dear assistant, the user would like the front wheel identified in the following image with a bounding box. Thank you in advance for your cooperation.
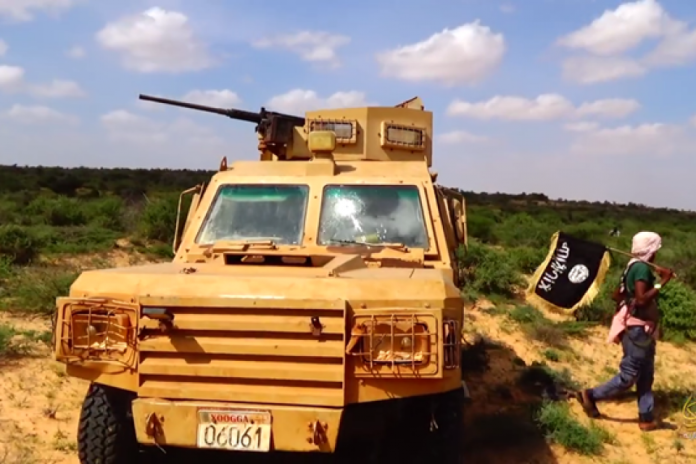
[77,383,138,464]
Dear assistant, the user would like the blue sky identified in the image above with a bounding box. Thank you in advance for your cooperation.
[1,0,695,210]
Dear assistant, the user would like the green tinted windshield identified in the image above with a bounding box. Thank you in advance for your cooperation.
[196,185,309,245]
[317,185,429,248]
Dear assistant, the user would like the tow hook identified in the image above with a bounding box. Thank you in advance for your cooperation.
[307,420,328,445]
[310,316,324,337]
[145,413,166,453]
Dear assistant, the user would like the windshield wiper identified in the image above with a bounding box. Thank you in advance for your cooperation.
[207,238,281,252]
[328,239,408,251]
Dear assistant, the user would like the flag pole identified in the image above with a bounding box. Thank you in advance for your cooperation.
[606,246,678,279]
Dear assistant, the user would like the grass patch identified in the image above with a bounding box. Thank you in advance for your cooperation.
[534,400,613,455]
[508,305,593,349]
[0,323,51,357]
[542,348,560,362]
[0,265,79,315]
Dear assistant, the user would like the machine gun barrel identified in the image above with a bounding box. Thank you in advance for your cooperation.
[138,94,265,123]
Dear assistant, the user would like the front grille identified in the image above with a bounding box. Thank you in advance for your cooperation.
[137,305,346,407]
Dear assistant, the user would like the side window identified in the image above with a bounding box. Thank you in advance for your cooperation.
[317,184,429,248]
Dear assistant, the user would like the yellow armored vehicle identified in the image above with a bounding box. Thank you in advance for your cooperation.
[52,94,469,463]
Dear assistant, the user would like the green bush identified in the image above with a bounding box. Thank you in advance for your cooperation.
[138,195,179,243]
[658,280,696,343]
[30,225,119,254]
[508,246,548,274]
[458,240,522,297]
[84,196,125,231]
[0,266,79,315]
[0,225,39,265]
[563,222,610,243]
[26,196,87,227]
[466,214,497,243]
[493,213,558,249]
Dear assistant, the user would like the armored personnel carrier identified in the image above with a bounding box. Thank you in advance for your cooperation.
[52,94,469,463]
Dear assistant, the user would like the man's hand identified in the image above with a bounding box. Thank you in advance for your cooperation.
[655,266,675,285]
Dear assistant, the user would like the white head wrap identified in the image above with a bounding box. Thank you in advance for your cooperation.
[628,231,662,267]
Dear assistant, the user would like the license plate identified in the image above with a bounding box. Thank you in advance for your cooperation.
[196,409,272,452]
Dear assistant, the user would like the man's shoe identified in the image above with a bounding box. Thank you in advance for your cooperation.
[638,421,658,431]
[575,389,601,418]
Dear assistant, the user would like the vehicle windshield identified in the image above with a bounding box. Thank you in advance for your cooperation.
[317,185,429,248]
[196,184,309,245]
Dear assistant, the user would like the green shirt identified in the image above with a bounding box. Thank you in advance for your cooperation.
[624,261,655,298]
[624,261,660,323]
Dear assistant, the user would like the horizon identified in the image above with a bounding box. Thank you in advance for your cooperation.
[1,0,695,210]
[3,162,695,215]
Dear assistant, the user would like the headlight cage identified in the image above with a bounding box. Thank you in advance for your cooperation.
[57,298,138,369]
[346,314,437,372]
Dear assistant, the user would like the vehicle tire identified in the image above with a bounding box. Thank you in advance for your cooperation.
[77,383,138,464]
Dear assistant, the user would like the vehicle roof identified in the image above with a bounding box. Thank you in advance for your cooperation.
[215,160,430,181]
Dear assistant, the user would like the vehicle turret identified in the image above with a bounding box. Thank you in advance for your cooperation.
[138,94,433,166]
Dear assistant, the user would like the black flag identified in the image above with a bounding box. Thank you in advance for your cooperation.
[526,231,612,314]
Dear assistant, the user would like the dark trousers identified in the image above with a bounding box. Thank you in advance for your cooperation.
[589,326,656,422]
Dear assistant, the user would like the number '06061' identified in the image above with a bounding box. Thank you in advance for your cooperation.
[203,425,262,448]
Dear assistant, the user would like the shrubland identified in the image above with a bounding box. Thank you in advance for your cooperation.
[2,164,696,341]
[1,164,696,462]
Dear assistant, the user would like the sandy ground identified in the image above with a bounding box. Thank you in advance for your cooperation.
[462,299,696,464]
[0,314,85,464]
[1,252,696,463]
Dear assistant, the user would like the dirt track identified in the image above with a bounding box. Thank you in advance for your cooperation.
[1,302,696,463]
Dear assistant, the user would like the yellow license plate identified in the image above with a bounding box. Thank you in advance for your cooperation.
[196,409,272,452]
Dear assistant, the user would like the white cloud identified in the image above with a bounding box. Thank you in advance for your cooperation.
[2,104,78,124]
[438,130,489,144]
[100,109,225,147]
[29,79,85,98]
[252,31,350,68]
[376,20,505,86]
[0,65,85,98]
[0,39,7,56]
[0,65,24,90]
[499,3,515,14]
[575,99,641,119]
[569,122,686,157]
[65,45,85,59]
[644,28,696,67]
[556,0,680,55]
[564,121,600,133]
[0,0,78,22]
[561,56,647,84]
[446,94,639,121]
[137,89,241,112]
[266,89,370,114]
[181,89,241,108]
[556,1,696,83]
[96,7,214,73]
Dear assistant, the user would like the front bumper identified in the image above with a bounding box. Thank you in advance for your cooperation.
[132,398,342,453]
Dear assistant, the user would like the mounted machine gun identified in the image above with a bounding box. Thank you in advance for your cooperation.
[138,94,305,158]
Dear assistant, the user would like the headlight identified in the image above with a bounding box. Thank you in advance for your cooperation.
[346,314,434,367]
[71,311,130,352]
[369,320,429,364]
